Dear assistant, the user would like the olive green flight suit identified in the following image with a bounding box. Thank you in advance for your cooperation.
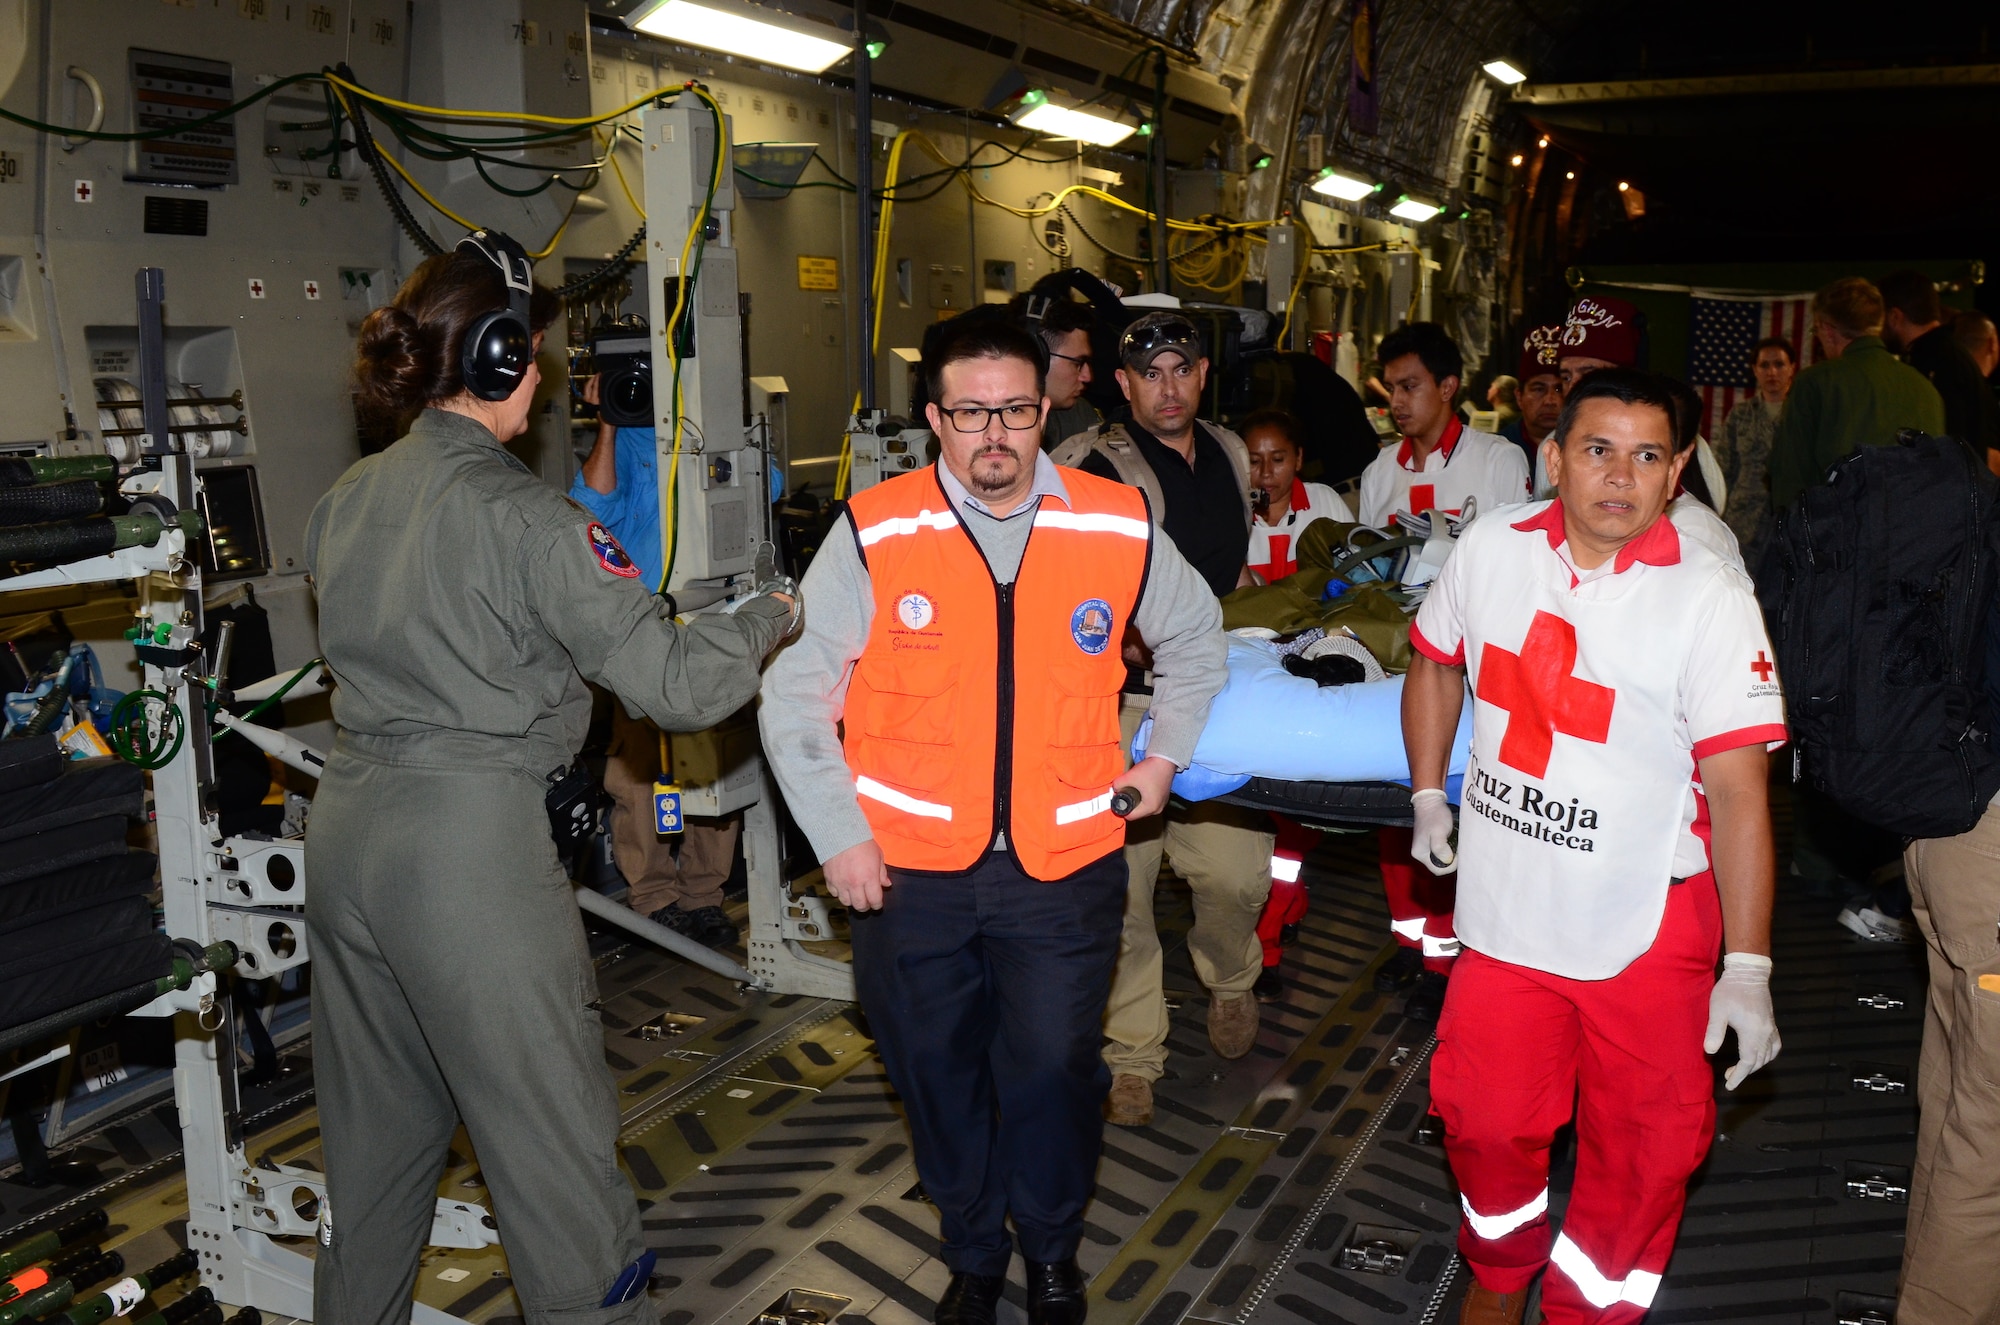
[303,408,791,1325]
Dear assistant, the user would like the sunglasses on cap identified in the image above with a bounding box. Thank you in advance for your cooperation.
[1119,319,1202,362]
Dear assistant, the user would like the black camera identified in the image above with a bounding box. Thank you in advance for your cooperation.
[590,317,653,428]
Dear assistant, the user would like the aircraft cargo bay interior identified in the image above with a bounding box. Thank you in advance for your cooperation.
[0,5,1992,1325]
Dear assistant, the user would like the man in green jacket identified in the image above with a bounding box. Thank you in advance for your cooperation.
[1768,277,1946,510]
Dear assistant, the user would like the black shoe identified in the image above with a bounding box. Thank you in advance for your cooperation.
[1253,964,1285,1003]
[936,1271,1007,1325]
[647,902,739,949]
[1278,921,1301,947]
[1374,946,1424,992]
[1026,1258,1087,1325]
[683,904,739,948]
[648,902,697,935]
[1405,970,1448,1022]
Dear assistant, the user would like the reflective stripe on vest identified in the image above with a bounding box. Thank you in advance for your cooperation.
[843,464,1150,881]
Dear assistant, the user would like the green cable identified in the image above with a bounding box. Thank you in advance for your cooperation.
[210,658,324,740]
[0,71,323,143]
[108,690,185,771]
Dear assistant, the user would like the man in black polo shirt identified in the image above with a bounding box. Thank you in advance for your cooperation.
[1053,311,1273,1127]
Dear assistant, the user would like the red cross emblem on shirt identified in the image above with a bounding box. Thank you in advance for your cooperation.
[1751,651,1774,681]
[1476,610,1616,778]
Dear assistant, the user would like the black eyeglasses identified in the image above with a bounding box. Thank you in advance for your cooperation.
[1119,320,1201,360]
[938,404,1041,432]
[1048,350,1091,367]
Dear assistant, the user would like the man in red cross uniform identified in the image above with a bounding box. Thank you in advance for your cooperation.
[1401,369,1787,1325]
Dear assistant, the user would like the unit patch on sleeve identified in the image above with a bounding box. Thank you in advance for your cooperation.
[587,521,641,578]
[1071,598,1114,655]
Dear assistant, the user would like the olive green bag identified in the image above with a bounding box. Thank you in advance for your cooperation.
[1219,521,1423,672]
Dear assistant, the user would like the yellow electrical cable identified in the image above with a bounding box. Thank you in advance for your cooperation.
[327,71,659,129]
[656,82,729,592]
[1277,219,1315,349]
[338,86,577,256]
[834,128,914,501]
[600,126,648,220]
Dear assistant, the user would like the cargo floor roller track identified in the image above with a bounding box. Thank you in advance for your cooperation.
[0,836,1919,1325]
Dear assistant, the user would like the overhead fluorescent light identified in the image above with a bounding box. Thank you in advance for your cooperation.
[627,0,851,74]
[1390,196,1442,223]
[1482,59,1528,84]
[1014,101,1137,147]
[1310,169,1377,201]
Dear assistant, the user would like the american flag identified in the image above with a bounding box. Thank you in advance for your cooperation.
[1686,290,1818,440]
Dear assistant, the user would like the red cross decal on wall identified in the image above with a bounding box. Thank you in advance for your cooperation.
[1475,610,1616,778]
[1751,651,1775,682]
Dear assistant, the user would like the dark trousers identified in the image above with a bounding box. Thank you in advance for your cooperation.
[850,849,1127,1275]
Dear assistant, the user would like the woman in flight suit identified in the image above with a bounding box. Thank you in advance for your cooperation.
[303,233,796,1325]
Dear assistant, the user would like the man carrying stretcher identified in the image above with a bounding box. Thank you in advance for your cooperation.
[1401,368,1787,1325]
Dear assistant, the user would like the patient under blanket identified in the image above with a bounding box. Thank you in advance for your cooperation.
[1132,636,1472,802]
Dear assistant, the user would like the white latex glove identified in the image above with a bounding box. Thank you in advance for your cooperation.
[1410,787,1457,875]
[1705,952,1780,1090]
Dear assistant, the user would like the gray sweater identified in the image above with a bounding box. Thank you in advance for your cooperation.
[758,456,1228,863]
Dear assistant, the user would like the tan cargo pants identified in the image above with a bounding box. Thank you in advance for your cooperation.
[1102,698,1273,1083]
[1899,800,2000,1325]
[603,706,740,916]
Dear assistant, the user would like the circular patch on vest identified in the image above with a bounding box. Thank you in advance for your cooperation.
[896,593,935,631]
[1071,598,1114,655]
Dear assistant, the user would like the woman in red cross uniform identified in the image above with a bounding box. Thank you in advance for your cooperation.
[1401,369,1788,1325]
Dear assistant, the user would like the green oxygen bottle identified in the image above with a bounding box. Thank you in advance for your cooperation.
[0,1211,108,1280]
[0,1251,122,1325]
[60,1250,198,1325]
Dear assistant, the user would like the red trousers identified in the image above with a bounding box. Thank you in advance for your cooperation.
[1258,816,1316,966]
[1379,826,1459,972]
[1431,876,1722,1325]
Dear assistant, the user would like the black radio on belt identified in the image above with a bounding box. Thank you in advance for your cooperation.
[545,760,608,856]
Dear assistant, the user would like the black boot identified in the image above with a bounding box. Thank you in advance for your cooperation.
[1405,969,1449,1022]
[936,1271,1006,1325]
[1026,1258,1087,1325]
[1373,946,1424,991]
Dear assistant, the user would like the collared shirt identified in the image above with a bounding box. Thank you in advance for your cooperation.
[758,461,1228,863]
[1768,336,1946,509]
[568,425,663,588]
[935,448,1071,523]
[1411,498,1786,977]
[1247,479,1354,581]
[1076,420,1250,599]
[1357,419,1530,527]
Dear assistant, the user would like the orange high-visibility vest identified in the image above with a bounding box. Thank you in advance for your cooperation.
[842,464,1152,880]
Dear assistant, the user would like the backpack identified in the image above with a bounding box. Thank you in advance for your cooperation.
[1759,430,2000,838]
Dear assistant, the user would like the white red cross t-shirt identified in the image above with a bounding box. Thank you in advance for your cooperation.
[1357,417,1531,528]
[1248,479,1353,581]
[1410,500,1787,979]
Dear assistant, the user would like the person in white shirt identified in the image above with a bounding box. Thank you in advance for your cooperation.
[1402,368,1786,1325]
[1355,322,1530,1018]
[1357,321,1531,531]
[1242,407,1354,582]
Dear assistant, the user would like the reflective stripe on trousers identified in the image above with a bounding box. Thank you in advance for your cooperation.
[1550,1233,1662,1309]
[1460,1188,1548,1241]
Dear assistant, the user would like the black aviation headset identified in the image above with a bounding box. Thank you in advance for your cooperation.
[456,229,536,402]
